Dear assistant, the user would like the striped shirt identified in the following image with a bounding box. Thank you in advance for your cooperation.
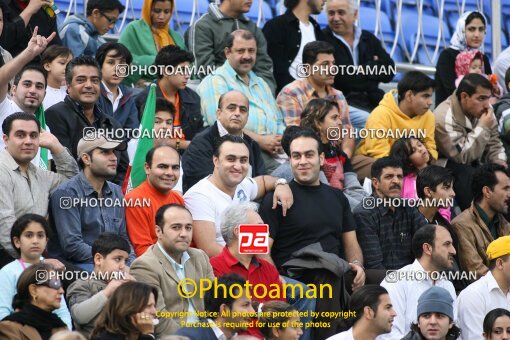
[197,60,285,135]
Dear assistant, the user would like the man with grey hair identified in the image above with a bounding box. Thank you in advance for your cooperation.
[323,0,395,111]
[209,202,315,340]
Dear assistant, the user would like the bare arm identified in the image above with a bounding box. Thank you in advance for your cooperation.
[192,220,223,258]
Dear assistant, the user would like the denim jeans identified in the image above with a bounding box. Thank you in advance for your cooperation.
[283,276,316,340]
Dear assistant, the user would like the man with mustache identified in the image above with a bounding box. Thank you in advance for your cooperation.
[380,224,458,339]
[435,73,507,210]
[48,136,135,272]
[197,30,285,174]
[450,163,510,279]
[354,157,427,278]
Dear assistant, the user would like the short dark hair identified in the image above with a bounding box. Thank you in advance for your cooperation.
[213,134,250,158]
[456,73,493,102]
[65,56,101,85]
[397,71,435,102]
[416,166,454,199]
[505,67,510,92]
[288,127,324,155]
[11,214,51,255]
[40,45,73,66]
[350,285,389,324]
[155,98,176,117]
[412,224,440,259]
[2,112,40,136]
[483,308,510,336]
[465,11,486,27]
[284,0,300,10]
[91,232,131,259]
[154,45,194,79]
[14,64,47,87]
[488,254,510,270]
[95,42,133,67]
[155,204,191,229]
[371,157,403,180]
[145,144,179,167]
[389,138,429,176]
[302,41,335,66]
[205,273,247,316]
[86,0,125,16]
[282,126,307,156]
[472,163,509,203]
[224,29,256,50]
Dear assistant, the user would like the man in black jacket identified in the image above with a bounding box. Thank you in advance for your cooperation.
[182,90,265,192]
[323,0,395,111]
[45,56,128,185]
[0,0,61,58]
[263,0,326,95]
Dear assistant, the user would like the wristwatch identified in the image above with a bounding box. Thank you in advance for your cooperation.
[275,178,288,187]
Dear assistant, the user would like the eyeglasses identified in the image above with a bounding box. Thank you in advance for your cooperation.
[100,12,117,25]
[36,279,62,290]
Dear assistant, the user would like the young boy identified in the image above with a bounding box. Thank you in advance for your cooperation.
[0,214,71,329]
[66,232,134,337]
[41,45,73,109]
[95,42,139,130]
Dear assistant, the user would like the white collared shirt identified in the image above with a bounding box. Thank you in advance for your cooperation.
[379,259,457,339]
[326,327,353,339]
[102,81,123,112]
[457,270,510,340]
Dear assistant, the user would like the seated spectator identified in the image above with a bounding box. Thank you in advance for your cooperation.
[277,41,361,159]
[435,11,491,106]
[177,273,256,340]
[380,224,457,339]
[0,214,70,328]
[184,134,293,257]
[59,0,125,57]
[91,281,158,339]
[300,98,368,208]
[185,0,276,93]
[126,145,184,256]
[0,113,78,265]
[402,286,460,340]
[66,233,134,337]
[457,236,510,339]
[451,163,510,278]
[258,301,303,340]
[130,204,214,336]
[41,45,73,110]
[355,71,437,180]
[45,56,129,185]
[135,45,203,146]
[182,90,266,192]
[0,0,61,58]
[118,0,186,87]
[95,42,139,131]
[354,157,427,272]
[494,46,510,95]
[48,136,134,271]
[323,0,396,112]
[326,285,396,340]
[0,263,67,338]
[262,0,325,94]
[210,202,314,340]
[197,30,285,173]
[483,308,510,340]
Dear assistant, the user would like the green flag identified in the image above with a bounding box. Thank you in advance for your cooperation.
[35,105,48,170]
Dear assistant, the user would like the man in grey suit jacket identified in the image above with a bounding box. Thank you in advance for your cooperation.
[130,203,214,336]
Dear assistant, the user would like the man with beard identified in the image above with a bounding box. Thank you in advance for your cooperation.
[48,136,135,272]
[435,73,507,210]
[380,224,458,339]
[451,163,510,279]
[197,30,285,173]
[263,0,326,94]
[354,157,427,276]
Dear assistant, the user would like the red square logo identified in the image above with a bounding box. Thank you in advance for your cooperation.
[239,224,269,254]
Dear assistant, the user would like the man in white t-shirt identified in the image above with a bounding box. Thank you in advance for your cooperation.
[184,134,294,258]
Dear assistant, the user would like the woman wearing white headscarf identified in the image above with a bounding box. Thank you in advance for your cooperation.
[435,11,491,106]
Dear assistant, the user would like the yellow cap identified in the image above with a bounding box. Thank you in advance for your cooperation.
[486,236,510,260]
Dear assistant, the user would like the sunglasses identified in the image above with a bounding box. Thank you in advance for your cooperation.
[36,279,62,290]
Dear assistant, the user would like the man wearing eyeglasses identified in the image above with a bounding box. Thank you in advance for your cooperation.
[59,0,125,57]
[434,73,507,210]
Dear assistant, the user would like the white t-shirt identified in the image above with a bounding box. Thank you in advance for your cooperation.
[326,327,353,340]
[289,21,317,79]
[42,86,67,110]
[183,175,258,245]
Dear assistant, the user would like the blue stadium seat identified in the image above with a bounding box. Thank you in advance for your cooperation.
[246,0,273,26]
[316,10,328,29]
[400,12,450,52]
[173,0,209,35]
[359,6,393,41]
